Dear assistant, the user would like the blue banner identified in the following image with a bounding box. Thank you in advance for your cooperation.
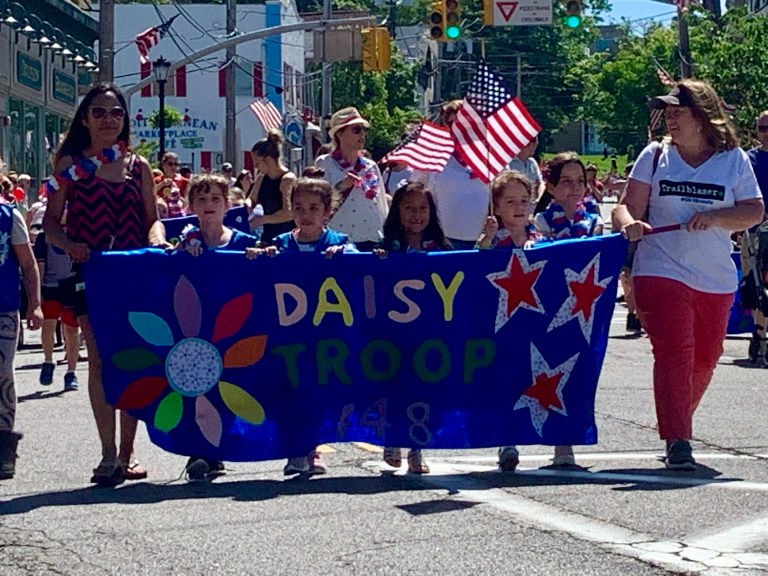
[85,234,627,461]
[162,206,250,244]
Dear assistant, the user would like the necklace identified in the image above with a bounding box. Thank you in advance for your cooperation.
[46,141,128,195]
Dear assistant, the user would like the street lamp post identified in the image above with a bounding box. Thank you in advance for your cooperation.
[152,57,171,163]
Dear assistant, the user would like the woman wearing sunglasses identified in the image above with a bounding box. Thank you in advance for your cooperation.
[43,83,168,486]
[316,107,389,252]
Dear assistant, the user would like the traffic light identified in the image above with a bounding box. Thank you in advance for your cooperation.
[563,0,582,28]
[428,0,461,42]
[361,27,391,72]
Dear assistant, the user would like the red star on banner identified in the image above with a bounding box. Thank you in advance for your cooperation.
[548,254,613,342]
[569,267,605,321]
[486,251,546,333]
[515,344,579,436]
[523,373,564,411]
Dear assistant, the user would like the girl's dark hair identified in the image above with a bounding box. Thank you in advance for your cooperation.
[291,166,336,211]
[545,151,586,186]
[187,174,229,204]
[382,181,448,252]
[55,83,131,164]
[234,170,253,191]
[251,129,283,160]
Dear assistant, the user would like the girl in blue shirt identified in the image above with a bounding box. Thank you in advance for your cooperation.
[247,167,355,476]
[376,181,450,474]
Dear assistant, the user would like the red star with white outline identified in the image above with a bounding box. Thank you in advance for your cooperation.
[514,344,579,436]
[548,254,612,342]
[486,250,546,333]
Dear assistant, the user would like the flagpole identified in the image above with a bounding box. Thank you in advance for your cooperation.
[98,0,115,82]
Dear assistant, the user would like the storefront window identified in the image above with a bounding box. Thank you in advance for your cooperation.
[8,98,23,174]
[24,104,40,182]
[45,113,64,174]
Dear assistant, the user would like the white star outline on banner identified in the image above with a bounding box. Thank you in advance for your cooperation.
[486,250,547,333]
[514,344,579,437]
[547,253,613,343]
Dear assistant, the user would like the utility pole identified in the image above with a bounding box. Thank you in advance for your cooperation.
[225,0,237,170]
[98,0,115,83]
[677,9,692,79]
[320,0,332,140]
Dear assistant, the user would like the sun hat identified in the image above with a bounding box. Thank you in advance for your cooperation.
[328,107,371,140]
[648,85,694,109]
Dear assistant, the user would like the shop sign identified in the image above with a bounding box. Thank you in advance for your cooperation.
[52,70,77,105]
[16,52,43,92]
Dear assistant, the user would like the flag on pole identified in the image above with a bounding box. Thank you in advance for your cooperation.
[383,121,455,172]
[135,15,179,64]
[451,63,541,184]
[654,66,676,88]
[249,98,283,133]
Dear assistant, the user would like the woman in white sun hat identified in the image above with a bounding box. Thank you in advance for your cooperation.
[316,107,389,251]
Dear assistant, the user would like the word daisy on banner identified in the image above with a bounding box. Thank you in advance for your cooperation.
[451,62,541,184]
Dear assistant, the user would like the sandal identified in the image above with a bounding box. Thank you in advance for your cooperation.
[90,459,124,486]
[407,449,430,474]
[383,447,402,468]
[119,455,148,481]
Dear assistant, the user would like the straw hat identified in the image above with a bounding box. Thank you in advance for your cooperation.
[328,107,370,140]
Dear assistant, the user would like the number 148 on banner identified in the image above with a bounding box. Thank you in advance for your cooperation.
[482,0,553,26]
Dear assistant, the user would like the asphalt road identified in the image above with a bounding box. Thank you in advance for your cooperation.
[3,202,768,575]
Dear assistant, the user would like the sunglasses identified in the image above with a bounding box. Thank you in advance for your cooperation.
[89,106,126,120]
[758,126,768,133]
[348,125,366,135]
[165,161,180,167]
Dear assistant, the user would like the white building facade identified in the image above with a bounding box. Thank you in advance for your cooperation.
[114,1,306,172]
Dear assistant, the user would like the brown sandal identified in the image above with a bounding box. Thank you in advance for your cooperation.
[119,456,148,480]
[407,450,430,474]
[383,447,402,468]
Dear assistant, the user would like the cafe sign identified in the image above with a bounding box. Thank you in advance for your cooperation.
[16,52,42,92]
[52,70,77,105]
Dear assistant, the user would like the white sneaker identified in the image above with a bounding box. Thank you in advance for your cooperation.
[283,457,309,476]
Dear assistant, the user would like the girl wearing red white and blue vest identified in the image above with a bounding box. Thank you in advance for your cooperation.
[43,83,168,486]
[533,152,603,468]
[535,152,604,241]
[0,198,43,479]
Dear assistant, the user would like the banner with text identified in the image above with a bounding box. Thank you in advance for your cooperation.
[85,234,626,461]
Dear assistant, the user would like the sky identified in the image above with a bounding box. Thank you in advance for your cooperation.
[600,0,729,26]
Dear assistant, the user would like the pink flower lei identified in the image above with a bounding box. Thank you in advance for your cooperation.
[46,141,128,195]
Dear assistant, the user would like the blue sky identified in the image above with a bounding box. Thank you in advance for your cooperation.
[600,0,728,26]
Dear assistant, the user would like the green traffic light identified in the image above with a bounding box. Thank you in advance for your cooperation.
[565,14,581,28]
[446,25,461,39]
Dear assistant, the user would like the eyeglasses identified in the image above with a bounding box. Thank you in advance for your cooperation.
[89,106,126,120]
[349,125,366,135]
[758,126,768,133]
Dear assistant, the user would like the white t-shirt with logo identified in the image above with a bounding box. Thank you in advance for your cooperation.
[629,142,762,294]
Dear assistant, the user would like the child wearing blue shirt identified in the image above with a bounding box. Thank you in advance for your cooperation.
[247,167,356,475]
[178,174,258,481]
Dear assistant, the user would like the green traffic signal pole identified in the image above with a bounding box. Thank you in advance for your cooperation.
[123,18,374,99]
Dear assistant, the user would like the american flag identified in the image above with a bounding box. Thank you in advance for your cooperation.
[451,63,541,184]
[384,121,455,172]
[135,15,178,64]
[249,98,283,133]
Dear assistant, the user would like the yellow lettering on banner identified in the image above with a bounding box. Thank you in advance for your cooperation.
[431,272,464,321]
[313,277,354,326]
[388,279,425,323]
[275,283,307,326]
